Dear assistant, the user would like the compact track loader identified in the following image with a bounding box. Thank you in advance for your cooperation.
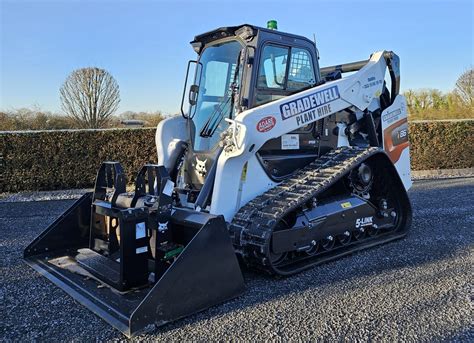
[25,22,412,336]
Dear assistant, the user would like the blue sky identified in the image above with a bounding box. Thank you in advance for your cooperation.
[1,0,473,115]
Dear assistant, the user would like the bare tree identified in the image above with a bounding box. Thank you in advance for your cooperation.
[454,68,473,108]
[403,89,415,108]
[60,67,120,128]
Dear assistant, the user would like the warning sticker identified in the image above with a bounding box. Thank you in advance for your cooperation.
[136,246,148,254]
[341,202,352,209]
[281,134,299,150]
[135,222,146,239]
[241,162,248,182]
[162,179,175,196]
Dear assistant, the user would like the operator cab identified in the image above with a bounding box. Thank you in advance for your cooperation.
[184,23,321,138]
[176,23,329,208]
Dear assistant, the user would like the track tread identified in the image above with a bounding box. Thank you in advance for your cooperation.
[229,146,385,275]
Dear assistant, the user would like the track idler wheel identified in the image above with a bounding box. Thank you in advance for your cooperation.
[353,227,366,240]
[269,219,290,265]
[269,250,287,265]
[304,240,320,256]
[366,224,380,237]
[349,163,373,197]
[321,235,335,250]
[337,230,352,245]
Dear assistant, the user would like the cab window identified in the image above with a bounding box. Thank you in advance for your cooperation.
[287,48,316,90]
[255,45,316,106]
[257,45,288,89]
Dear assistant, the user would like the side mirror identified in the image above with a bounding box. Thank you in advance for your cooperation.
[189,85,199,106]
[180,60,202,119]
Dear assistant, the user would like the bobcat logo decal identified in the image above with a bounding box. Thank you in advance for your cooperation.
[195,157,207,177]
[158,221,168,232]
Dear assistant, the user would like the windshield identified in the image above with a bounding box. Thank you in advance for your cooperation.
[190,40,243,151]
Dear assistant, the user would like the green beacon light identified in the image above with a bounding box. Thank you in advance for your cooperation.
[267,20,278,30]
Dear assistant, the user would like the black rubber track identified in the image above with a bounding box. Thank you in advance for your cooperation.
[230,147,412,276]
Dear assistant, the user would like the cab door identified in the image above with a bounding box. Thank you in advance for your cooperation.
[253,43,323,180]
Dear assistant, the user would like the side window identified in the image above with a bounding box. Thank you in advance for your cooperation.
[255,45,316,106]
[203,61,230,97]
[287,48,316,90]
[257,45,289,89]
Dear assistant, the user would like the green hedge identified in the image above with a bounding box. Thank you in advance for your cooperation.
[0,129,157,192]
[409,120,473,171]
[1,121,473,192]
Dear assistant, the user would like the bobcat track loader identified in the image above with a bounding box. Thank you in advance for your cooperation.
[24,22,412,337]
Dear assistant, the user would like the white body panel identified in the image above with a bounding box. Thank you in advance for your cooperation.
[237,155,277,213]
[156,116,188,170]
[396,149,412,189]
[336,123,350,147]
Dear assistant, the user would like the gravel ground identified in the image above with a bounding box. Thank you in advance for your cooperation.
[0,189,91,202]
[0,178,472,341]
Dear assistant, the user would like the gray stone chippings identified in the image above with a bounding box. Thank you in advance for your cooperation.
[0,178,473,341]
[0,189,91,202]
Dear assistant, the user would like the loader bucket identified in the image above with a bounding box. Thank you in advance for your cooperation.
[24,193,245,337]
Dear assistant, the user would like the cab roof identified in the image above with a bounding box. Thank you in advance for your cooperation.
[190,24,314,54]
